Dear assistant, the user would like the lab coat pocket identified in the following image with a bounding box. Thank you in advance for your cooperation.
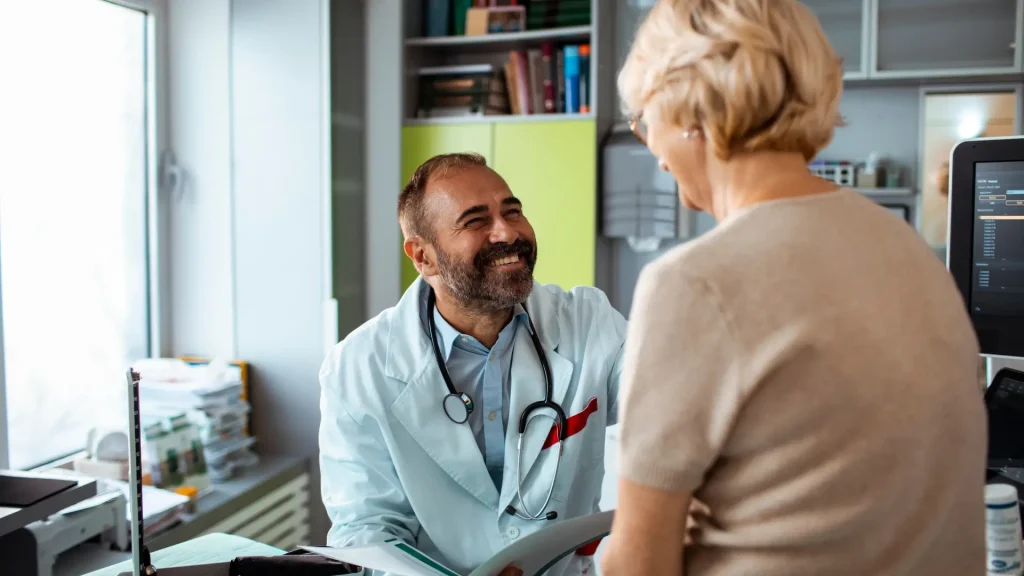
[567,551,597,576]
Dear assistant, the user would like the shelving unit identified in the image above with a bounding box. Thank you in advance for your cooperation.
[406,25,592,49]
[398,0,615,292]
[403,1,600,123]
[403,112,594,126]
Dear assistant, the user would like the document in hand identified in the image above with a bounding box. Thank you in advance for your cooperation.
[302,510,613,576]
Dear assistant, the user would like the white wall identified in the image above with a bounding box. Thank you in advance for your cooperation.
[365,0,403,317]
[230,0,331,540]
[166,0,236,359]
[166,0,332,542]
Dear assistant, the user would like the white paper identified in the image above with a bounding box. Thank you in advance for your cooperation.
[301,511,614,576]
[104,480,189,521]
[470,511,614,576]
[302,543,458,576]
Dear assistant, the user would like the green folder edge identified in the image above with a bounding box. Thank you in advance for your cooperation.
[380,510,614,576]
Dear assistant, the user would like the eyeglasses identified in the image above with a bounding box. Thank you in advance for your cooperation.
[629,114,703,146]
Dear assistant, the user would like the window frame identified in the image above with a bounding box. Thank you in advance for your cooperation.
[0,0,168,470]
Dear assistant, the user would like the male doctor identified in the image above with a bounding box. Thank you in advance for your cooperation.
[318,152,628,575]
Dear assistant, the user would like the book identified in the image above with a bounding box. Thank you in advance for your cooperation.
[541,42,556,113]
[526,48,545,114]
[302,510,613,576]
[579,43,590,113]
[563,45,580,113]
[416,64,510,118]
[425,0,451,36]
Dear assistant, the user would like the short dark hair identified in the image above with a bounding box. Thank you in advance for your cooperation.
[399,152,488,240]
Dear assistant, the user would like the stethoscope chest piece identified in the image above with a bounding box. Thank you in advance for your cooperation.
[443,392,473,424]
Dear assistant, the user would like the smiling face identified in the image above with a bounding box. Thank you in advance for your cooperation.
[412,164,538,313]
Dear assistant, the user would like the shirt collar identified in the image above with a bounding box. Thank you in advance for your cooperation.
[431,305,528,362]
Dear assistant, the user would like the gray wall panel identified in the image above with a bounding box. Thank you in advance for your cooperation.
[230,0,331,543]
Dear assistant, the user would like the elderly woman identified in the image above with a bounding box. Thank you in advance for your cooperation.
[601,1,986,575]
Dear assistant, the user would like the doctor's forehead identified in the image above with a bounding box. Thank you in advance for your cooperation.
[424,165,515,218]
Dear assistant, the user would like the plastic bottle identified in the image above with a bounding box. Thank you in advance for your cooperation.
[987,484,1024,575]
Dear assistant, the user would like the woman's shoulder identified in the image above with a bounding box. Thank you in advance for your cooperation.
[637,238,732,306]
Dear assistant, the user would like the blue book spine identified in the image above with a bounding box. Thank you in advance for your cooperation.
[563,45,580,114]
[425,0,451,37]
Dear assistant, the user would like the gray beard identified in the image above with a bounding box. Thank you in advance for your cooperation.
[435,247,534,314]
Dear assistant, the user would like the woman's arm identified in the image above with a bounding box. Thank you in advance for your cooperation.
[601,261,744,575]
[602,478,692,575]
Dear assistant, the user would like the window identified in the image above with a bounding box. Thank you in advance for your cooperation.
[0,0,154,469]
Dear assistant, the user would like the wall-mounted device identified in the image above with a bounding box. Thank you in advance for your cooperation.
[601,129,698,251]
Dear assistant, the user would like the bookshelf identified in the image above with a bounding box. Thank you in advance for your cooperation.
[406,24,592,49]
[398,0,616,293]
[403,1,600,122]
[403,112,594,126]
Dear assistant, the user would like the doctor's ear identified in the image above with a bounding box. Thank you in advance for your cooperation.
[404,237,440,277]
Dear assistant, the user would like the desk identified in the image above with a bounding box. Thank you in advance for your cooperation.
[0,474,97,538]
[82,533,284,576]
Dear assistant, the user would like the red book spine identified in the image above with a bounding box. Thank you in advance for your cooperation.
[541,42,556,113]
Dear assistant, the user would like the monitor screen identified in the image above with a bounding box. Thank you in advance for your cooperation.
[971,161,1024,317]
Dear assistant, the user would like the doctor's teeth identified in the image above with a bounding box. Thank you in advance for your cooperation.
[491,255,519,266]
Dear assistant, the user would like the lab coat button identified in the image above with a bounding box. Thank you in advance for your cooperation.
[506,526,520,539]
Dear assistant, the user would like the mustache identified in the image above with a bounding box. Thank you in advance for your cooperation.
[474,239,534,268]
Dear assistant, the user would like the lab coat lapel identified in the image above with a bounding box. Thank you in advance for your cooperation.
[387,278,500,510]
[499,286,574,515]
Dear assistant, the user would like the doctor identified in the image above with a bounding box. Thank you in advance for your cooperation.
[318,152,627,575]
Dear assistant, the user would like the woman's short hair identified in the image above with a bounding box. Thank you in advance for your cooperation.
[618,0,843,162]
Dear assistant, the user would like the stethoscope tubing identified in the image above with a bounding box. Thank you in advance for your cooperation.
[426,288,568,520]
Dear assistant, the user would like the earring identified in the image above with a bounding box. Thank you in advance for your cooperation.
[682,128,701,140]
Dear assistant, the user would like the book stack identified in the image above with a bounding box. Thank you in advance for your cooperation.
[416,64,511,118]
[525,0,592,29]
[134,358,259,485]
[431,0,590,36]
[504,41,590,115]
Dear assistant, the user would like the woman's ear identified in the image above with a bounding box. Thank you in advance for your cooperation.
[404,237,439,277]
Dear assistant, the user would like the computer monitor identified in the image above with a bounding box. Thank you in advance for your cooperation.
[947,136,1024,358]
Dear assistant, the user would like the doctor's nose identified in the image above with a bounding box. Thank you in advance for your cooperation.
[488,217,518,244]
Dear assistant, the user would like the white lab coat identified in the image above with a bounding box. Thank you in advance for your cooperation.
[319,277,627,575]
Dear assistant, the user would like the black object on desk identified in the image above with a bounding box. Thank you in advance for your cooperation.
[0,473,77,508]
[985,367,1024,516]
[0,473,98,575]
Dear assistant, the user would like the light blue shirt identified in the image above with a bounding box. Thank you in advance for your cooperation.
[431,306,527,491]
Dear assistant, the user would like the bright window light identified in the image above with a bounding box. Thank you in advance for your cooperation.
[0,0,151,469]
[958,113,984,140]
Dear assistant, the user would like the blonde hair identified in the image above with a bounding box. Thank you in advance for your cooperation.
[618,0,843,162]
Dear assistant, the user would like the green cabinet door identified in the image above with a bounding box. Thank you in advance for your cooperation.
[493,120,596,290]
[399,124,494,292]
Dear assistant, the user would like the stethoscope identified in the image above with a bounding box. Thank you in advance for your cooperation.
[427,289,568,521]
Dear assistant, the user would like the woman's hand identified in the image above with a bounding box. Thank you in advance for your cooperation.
[685,497,712,545]
[601,478,694,575]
